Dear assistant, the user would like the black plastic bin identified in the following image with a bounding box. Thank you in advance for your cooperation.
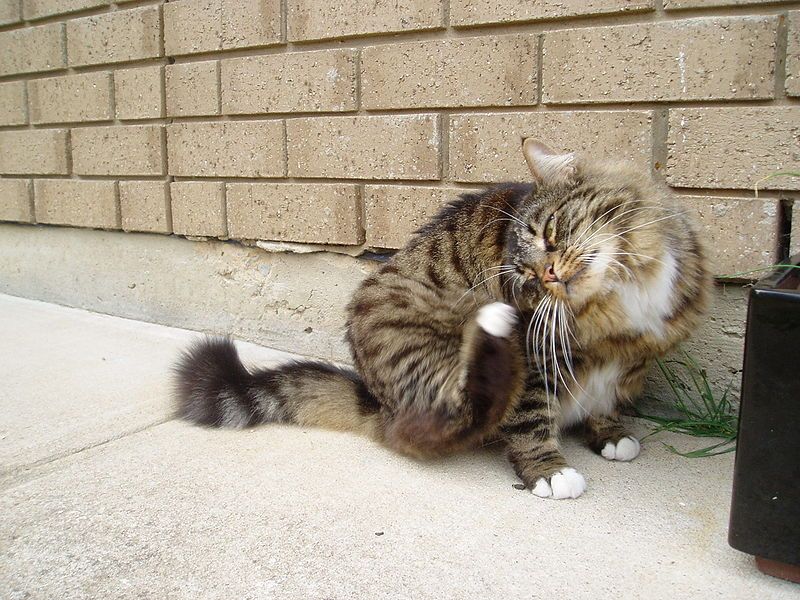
[728,256,800,583]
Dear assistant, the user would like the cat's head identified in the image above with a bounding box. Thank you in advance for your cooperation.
[506,139,684,313]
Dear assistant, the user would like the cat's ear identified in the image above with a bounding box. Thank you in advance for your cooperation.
[522,138,576,185]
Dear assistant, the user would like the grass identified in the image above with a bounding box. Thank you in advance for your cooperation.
[637,350,738,458]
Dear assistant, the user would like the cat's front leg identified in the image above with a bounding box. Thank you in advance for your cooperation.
[584,413,641,462]
[501,388,586,499]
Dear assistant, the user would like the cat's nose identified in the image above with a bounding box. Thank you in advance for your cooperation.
[543,264,560,283]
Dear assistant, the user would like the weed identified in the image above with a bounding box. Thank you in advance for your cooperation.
[637,350,738,458]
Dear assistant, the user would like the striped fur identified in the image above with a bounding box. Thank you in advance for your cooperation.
[173,140,710,498]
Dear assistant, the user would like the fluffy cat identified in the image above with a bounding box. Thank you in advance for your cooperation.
[174,139,710,500]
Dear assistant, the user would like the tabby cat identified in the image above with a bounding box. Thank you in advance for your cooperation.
[174,139,710,500]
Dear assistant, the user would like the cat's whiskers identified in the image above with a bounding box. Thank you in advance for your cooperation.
[574,204,666,249]
[458,267,516,304]
[553,299,590,419]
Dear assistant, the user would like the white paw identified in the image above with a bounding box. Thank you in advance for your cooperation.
[476,302,517,338]
[531,467,587,500]
[601,436,641,462]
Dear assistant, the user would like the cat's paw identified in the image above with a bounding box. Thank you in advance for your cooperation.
[531,467,586,500]
[601,436,641,462]
[477,302,517,338]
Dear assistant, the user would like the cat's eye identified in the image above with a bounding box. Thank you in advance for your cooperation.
[544,214,556,243]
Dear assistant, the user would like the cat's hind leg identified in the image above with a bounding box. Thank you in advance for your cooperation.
[584,413,641,462]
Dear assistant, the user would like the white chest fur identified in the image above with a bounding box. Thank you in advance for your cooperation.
[614,252,678,338]
[560,361,623,427]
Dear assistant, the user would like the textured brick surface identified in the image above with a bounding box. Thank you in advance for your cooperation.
[23,0,109,20]
[287,115,439,180]
[222,50,357,114]
[167,121,284,177]
[362,35,537,110]
[0,179,33,223]
[287,0,441,42]
[114,66,164,120]
[227,183,362,244]
[170,181,226,237]
[28,72,112,124]
[365,185,476,248]
[0,0,21,25]
[792,202,800,257]
[0,82,27,126]
[678,196,779,274]
[120,181,171,234]
[67,6,161,67]
[0,130,68,175]
[34,179,118,228]
[166,62,220,117]
[667,108,800,190]
[449,111,652,183]
[0,23,65,75]
[451,0,653,26]
[787,12,800,97]
[72,126,164,176]
[543,17,777,103]
[164,0,281,56]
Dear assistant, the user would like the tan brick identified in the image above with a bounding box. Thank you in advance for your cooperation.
[449,111,652,183]
[0,82,27,126]
[287,115,439,180]
[0,0,21,25]
[23,0,109,20]
[164,0,280,56]
[227,183,362,244]
[114,66,164,120]
[222,50,356,114]
[362,35,536,110]
[34,179,118,229]
[119,181,171,234]
[677,196,779,275]
[664,0,788,8]
[543,17,777,103]
[787,12,800,97]
[792,202,800,257]
[170,181,226,237]
[0,179,32,222]
[28,72,112,124]
[451,0,653,27]
[166,61,220,117]
[167,121,284,178]
[0,129,68,175]
[72,125,164,176]
[67,6,161,67]
[0,23,65,75]
[287,0,441,42]
[365,185,478,248]
[667,108,800,191]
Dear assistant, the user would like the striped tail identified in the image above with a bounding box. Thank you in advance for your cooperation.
[173,337,382,437]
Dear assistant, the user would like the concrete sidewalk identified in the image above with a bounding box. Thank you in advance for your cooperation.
[0,293,794,599]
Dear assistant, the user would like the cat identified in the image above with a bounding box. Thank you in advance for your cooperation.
[174,138,711,500]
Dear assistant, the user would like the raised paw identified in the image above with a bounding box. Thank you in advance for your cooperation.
[531,467,587,500]
[476,302,517,338]
[600,436,641,462]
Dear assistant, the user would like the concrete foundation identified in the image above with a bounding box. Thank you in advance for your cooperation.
[0,223,749,409]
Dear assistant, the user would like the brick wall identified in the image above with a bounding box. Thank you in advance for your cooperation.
[1,0,799,276]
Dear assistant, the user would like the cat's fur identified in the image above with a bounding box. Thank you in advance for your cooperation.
[174,140,711,500]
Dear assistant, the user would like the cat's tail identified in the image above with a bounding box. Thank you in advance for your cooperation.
[173,337,382,438]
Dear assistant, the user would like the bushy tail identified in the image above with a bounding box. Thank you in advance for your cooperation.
[173,337,382,437]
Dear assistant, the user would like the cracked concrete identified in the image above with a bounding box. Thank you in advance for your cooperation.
[0,293,795,599]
